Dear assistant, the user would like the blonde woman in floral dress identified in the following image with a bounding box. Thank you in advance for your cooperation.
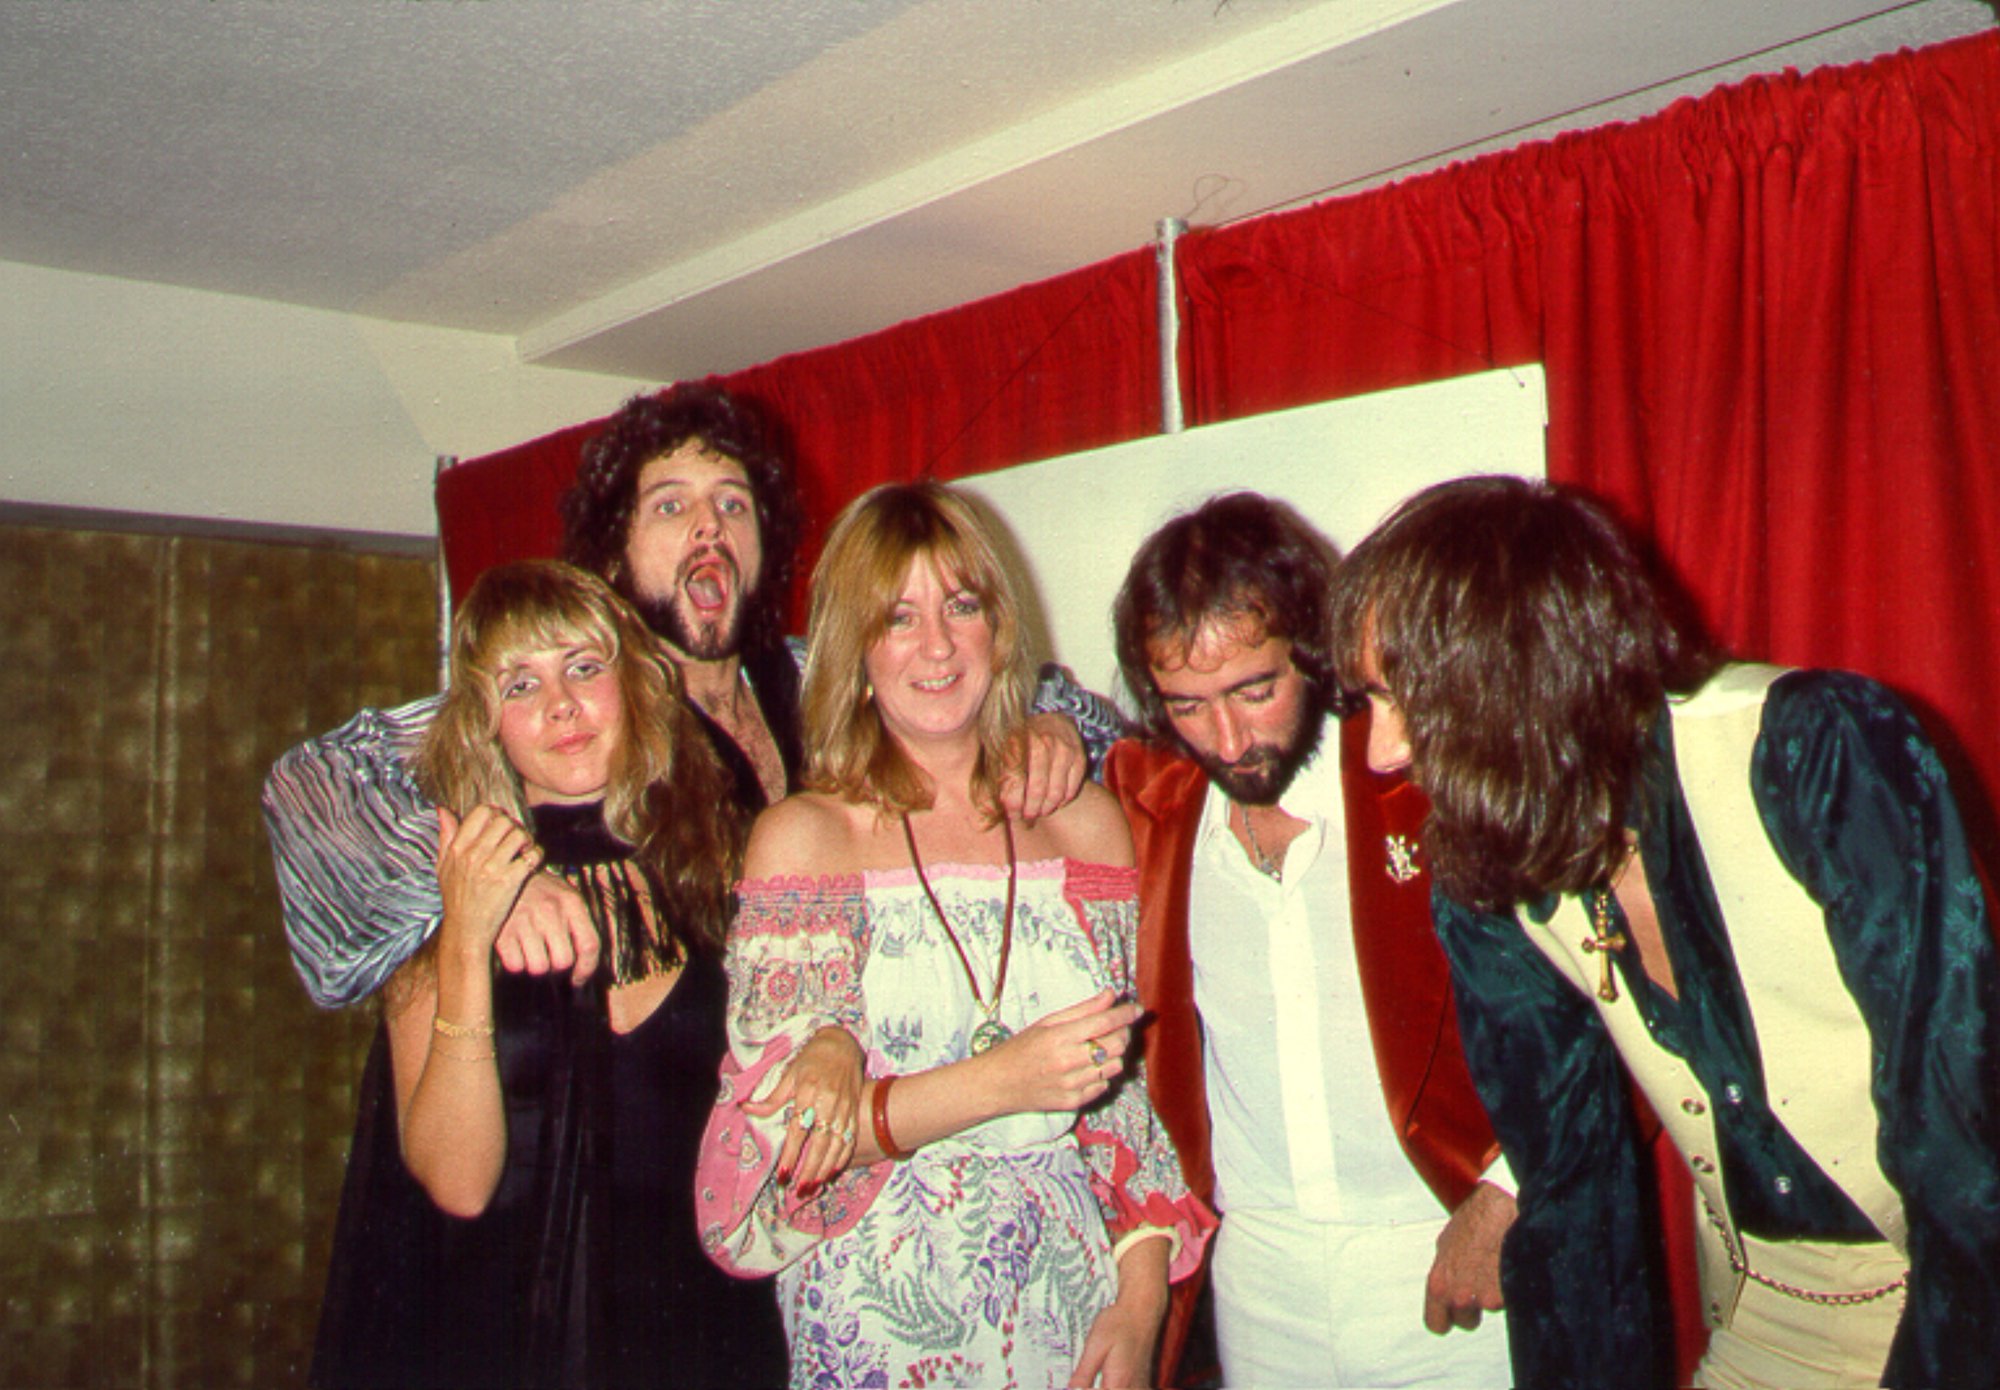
[698,483,1212,1389]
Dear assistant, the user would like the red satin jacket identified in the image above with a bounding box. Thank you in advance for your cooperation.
[1104,710,1501,1380]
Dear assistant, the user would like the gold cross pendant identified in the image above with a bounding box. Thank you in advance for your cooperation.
[1582,889,1628,1003]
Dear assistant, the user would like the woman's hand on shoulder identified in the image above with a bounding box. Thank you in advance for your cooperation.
[435,805,541,961]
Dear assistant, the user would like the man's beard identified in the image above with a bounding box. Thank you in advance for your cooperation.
[630,547,754,661]
[1186,699,1328,807]
[633,588,745,661]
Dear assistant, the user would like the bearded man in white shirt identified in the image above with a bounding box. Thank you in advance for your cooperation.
[1103,492,1515,1388]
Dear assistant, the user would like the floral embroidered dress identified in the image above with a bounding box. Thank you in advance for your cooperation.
[698,857,1213,1390]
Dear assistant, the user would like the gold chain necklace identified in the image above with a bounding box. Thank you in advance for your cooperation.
[901,812,1017,1054]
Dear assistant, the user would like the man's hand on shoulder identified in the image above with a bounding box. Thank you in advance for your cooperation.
[1424,1179,1514,1334]
[999,712,1088,825]
[492,869,600,985]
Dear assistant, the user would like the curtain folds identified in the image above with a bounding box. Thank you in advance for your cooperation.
[718,248,1159,608]
[434,418,605,605]
[433,31,1998,858]
[1180,30,2000,859]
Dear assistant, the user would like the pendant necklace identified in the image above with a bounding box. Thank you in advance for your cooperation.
[1581,843,1636,1003]
[902,811,1016,1054]
[1583,889,1629,1002]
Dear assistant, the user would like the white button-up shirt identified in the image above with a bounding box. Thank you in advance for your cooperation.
[1189,720,1504,1224]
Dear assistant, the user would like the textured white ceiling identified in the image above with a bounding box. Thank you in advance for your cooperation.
[2,0,1991,382]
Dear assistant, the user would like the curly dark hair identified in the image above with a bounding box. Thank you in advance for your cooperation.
[559,381,804,654]
[1112,492,1342,739]
[1329,475,1717,910]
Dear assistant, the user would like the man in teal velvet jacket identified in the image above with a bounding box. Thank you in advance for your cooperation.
[1333,474,2000,1389]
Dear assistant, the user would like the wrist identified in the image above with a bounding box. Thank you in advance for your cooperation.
[1112,1234,1172,1315]
[960,1047,1013,1128]
[436,911,495,961]
[446,935,493,964]
[434,947,496,993]
[1113,1277,1169,1326]
[809,1023,864,1059]
[443,945,496,978]
[869,1074,912,1161]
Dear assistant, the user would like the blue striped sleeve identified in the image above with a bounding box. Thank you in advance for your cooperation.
[261,695,445,1009]
[1031,662,1129,782]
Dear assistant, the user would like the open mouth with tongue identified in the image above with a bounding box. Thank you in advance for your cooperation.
[681,551,737,616]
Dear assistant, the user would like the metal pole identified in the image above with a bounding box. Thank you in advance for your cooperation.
[433,455,457,692]
[1155,217,1187,435]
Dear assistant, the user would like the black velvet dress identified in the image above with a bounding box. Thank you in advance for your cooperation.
[310,803,788,1390]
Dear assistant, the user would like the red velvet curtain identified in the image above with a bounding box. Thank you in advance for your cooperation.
[435,31,1999,858]
[1180,30,2000,861]
[716,248,1159,610]
[434,418,605,603]
[433,251,1158,623]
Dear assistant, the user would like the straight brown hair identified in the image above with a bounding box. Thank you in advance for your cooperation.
[1331,476,1716,909]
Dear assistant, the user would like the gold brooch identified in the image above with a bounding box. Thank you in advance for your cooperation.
[1385,834,1422,884]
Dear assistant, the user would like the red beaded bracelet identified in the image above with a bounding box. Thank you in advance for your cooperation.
[871,1074,912,1160]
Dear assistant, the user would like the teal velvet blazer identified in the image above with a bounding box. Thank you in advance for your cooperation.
[1434,670,1999,1390]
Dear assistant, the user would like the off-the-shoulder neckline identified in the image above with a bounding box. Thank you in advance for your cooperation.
[738,857,1136,893]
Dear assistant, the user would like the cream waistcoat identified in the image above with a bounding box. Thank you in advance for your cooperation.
[1526,664,1905,1327]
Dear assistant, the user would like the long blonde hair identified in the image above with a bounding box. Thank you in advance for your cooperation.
[801,483,1032,818]
[415,560,745,956]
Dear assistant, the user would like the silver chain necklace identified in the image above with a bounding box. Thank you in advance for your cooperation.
[1238,803,1283,880]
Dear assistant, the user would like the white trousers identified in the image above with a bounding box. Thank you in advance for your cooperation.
[1212,1207,1513,1389]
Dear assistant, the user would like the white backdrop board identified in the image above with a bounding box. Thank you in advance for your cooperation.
[958,366,1548,713]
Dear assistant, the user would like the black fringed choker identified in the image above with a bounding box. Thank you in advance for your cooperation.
[528,801,683,986]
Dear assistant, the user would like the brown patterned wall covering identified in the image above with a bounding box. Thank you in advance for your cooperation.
[0,523,438,1389]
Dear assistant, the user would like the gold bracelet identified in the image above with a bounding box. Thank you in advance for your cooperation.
[433,1015,495,1039]
[430,1037,497,1063]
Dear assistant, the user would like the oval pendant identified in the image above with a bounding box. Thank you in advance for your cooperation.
[969,1018,1013,1055]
